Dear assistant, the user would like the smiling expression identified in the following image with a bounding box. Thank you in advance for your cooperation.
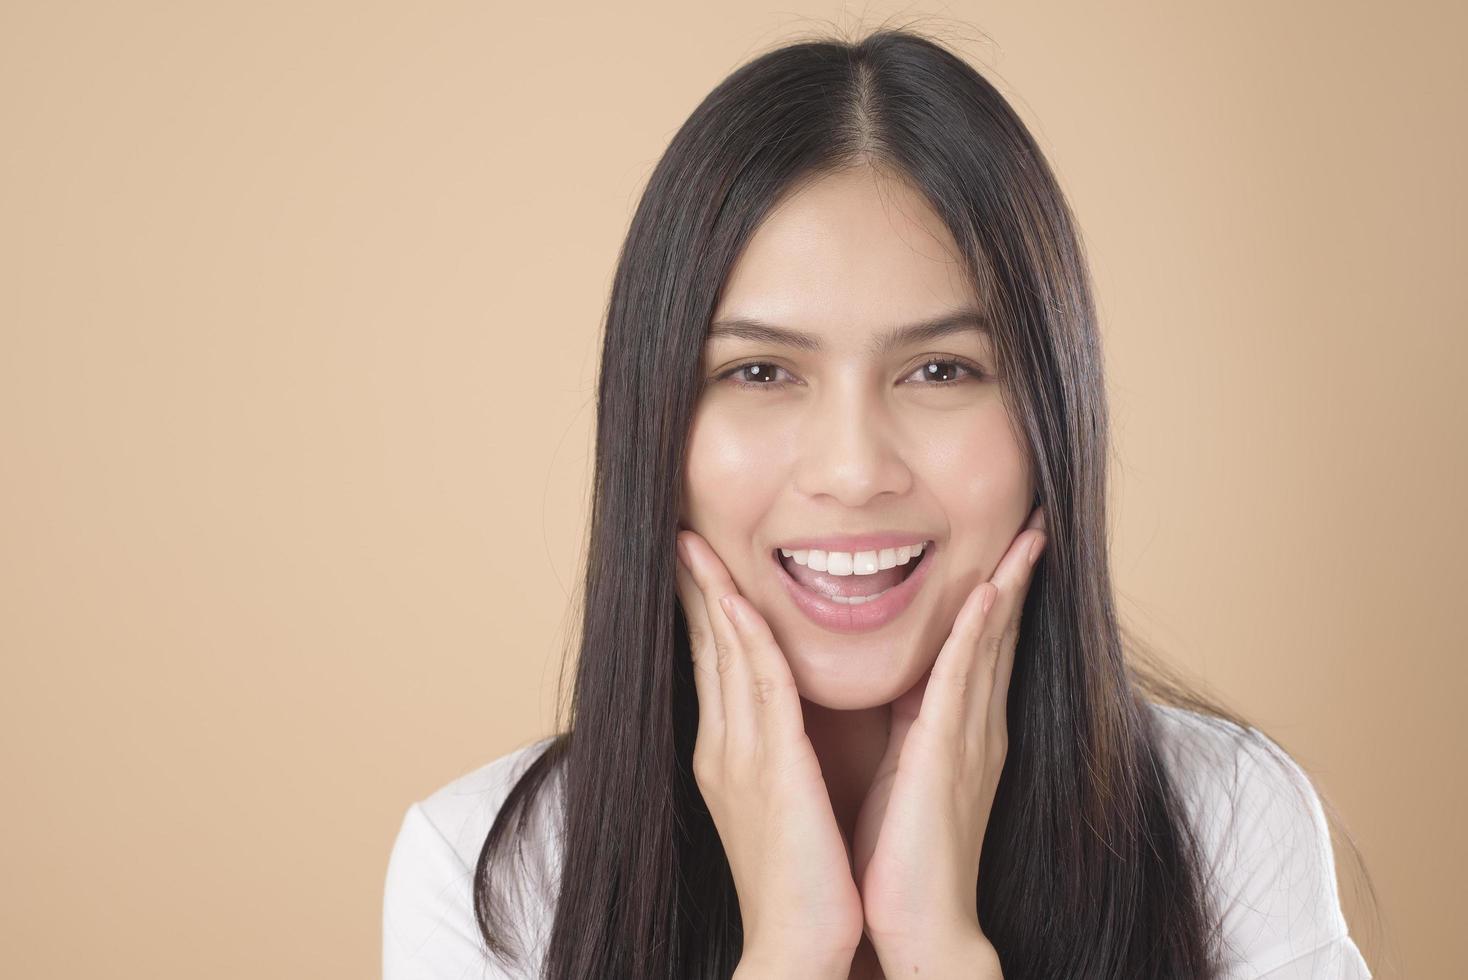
[680,164,1035,710]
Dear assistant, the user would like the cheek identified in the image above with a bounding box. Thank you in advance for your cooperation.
[682,404,788,559]
[917,409,1031,538]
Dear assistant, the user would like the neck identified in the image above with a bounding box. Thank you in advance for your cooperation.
[800,698,893,980]
[799,697,892,841]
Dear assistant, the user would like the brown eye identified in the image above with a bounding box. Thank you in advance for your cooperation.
[717,362,794,389]
[906,358,984,385]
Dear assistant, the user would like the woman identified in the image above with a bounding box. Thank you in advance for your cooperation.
[383,26,1375,979]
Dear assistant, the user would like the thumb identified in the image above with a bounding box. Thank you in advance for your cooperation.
[885,667,930,760]
[868,668,929,800]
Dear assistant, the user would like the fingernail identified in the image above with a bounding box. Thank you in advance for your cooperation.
[719,594,737,620]
[1027,533,1046,567]
[981,584,997,615]
[676,535,690,567]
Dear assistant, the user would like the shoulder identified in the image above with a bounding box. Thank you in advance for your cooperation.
[382,736,564,980]
[1146,701,1328,871]
[1145,702,1371,978]
[413,736,564,870]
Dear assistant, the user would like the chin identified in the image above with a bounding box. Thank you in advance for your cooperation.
[787,652,928,711]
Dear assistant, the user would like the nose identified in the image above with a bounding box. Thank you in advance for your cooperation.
[792,379,913,507]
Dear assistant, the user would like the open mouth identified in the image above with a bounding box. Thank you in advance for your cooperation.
[772,543,930,603]
[769,541,937,634]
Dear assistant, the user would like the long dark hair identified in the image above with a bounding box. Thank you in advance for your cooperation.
[471,22,1378,979]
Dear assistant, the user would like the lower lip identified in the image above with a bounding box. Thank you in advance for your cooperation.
[771,543,936,635]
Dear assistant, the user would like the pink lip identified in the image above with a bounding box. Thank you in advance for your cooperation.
[771,541,937,634]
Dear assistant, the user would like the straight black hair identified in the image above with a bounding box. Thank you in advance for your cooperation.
[471,22,1378,979]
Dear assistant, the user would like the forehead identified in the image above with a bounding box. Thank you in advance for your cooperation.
[711,167,980,344]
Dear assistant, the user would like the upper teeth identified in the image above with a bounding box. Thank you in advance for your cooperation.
[778,541,928,576]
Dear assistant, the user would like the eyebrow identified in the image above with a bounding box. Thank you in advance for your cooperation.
[706,308,990,356]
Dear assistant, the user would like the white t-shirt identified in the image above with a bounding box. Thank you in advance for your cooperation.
[382,702,1372,979]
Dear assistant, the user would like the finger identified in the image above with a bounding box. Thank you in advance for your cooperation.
[674,551,725,738]
[718,592,805,742]
[880,666,928,774]
[917,580,996,747]
[677,529,759,743]
[920,505,1048,750]
[986,525,1045,739]
[973,509,1047,747]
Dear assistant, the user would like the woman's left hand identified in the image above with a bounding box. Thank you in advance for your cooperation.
[850,504,1047,978]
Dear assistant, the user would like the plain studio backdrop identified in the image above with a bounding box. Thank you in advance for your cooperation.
[1,2,1461,977]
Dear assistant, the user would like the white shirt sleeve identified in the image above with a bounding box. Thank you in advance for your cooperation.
[382,739,560,980]
[1185,718,1373,979]
[383,801,517,979]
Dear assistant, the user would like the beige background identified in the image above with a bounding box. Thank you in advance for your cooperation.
[1,2,1460,976]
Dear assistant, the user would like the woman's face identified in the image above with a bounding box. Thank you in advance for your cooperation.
[681,166,1035,710]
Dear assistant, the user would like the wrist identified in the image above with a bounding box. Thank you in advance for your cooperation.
[734,943,856,980]
[968,933,1004,979]
[870,928,1002,979]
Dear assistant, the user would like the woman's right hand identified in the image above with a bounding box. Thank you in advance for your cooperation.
[675,529,864,978]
